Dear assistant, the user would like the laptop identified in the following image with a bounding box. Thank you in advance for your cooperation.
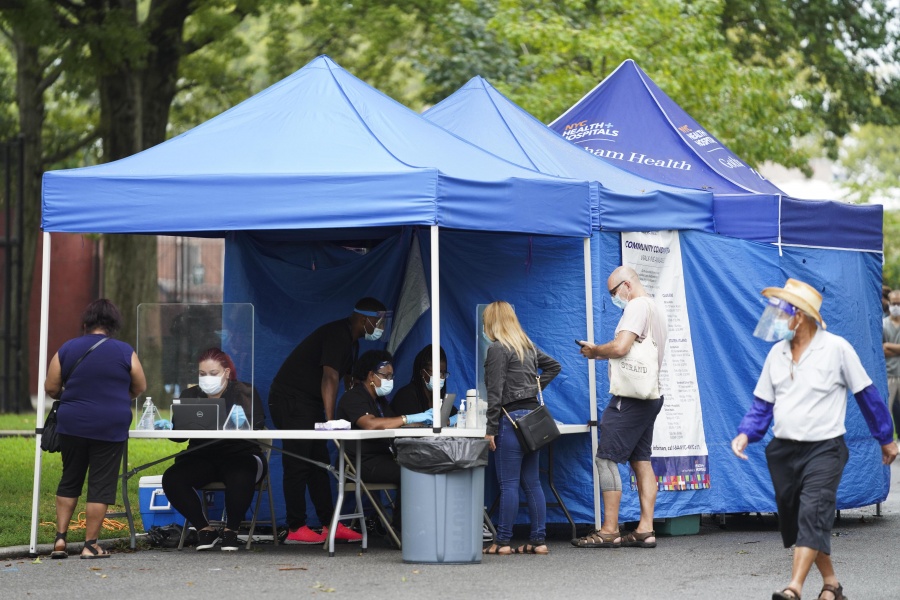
[171,397,228,430]
[400,393,456,428]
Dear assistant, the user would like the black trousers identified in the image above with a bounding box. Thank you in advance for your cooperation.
[359,453,401,527]
[765,436,848,554]
[162,452,265,531]
[269,388,334,529]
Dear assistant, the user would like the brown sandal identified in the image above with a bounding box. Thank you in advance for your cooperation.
[571,529,621,548]
[817,583,844,600]
[513,543,549,554]
[620,530,656,548]
[482,543,512,555]
[772,587,801,600]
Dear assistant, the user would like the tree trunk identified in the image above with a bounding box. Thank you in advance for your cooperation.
[13,34,45,412]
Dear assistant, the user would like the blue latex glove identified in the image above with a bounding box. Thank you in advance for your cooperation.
[228,405,248,428]
[407,408,433,425]
[449,414,458,426]
[154,419,173,430]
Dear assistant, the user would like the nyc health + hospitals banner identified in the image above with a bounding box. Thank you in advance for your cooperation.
[621,231,710,491]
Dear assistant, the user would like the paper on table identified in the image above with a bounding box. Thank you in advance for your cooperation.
[314,419,351,430]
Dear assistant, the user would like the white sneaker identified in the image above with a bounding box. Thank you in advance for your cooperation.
[482,524,493,542]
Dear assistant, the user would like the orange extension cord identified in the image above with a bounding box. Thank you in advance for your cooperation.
[41,510,129,533]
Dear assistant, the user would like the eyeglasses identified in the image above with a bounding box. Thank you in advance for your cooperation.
[374,371,394,381]
[423,369,450,379]
[609,281,626,297]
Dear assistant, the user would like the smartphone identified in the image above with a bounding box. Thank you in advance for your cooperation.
[575,339,587,346]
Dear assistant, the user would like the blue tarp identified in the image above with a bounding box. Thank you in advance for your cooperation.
[42,56,593,238]
[592,231,890,519]
[226,229,597,524]
[550,59,883,252]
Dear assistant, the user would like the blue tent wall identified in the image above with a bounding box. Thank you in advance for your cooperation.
[594,231,890,521]
[224,227,598,525]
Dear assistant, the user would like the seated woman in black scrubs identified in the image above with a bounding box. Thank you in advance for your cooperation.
[391,344,457,426]
[336,350,432,529]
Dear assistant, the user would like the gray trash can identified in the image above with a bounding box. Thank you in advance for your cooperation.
[395,437,489,564]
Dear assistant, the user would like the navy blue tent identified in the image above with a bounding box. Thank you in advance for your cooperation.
[426,75,890,523]
[32,56,599,544]
[549,59,883,252]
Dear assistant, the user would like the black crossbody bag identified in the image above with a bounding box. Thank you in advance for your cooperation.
[502,371,560,453]
[40,337,109,453]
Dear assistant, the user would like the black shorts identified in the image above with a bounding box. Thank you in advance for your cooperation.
[596,395,664,464]
[57,433,125,504]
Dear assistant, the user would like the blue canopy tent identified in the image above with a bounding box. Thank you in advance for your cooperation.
[31,56,598,552]
[543,60,890,518]
[549,58,883,252]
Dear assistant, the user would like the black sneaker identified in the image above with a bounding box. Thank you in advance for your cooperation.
[221,529,240,552]
[196,528,220,551]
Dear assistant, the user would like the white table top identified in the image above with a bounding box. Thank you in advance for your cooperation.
[128,424,590,440]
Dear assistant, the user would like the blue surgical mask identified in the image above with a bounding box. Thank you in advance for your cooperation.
[425,375,445,391]
[611,294,628,310]
[365,326,384,341]
[375,378,393,397]
[772,319,795,342]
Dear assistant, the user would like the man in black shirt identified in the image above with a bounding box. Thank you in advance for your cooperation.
[269,297,387,544]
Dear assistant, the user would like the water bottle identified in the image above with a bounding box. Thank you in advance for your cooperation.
[137,397,160,431]
[466,389,478,428]
[457,397,467,429]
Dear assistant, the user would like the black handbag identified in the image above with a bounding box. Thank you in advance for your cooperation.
[502,376,560,453]
[40,401,61,453]
[40,337,108,453]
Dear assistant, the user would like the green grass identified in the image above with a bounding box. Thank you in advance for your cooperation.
[0,412,181,548]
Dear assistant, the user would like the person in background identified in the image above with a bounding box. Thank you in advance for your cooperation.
[882,285,892,317]
[268,297,387,544]
[45,299,147,559]
[883,289,900,439]
[161,348,266,551]
[336,349,432,530]
[391,344,456,425]
[481,301,560,556]
[731,278,898,600]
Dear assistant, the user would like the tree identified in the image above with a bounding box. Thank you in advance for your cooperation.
[838,124,900,205]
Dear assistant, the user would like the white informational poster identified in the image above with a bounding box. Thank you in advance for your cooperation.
[621,231,710,491]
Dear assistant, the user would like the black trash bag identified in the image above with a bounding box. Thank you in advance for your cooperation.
[395,437,489,474]
[146,524,196,548]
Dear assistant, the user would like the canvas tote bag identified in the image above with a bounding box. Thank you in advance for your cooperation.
[608,299,660,400]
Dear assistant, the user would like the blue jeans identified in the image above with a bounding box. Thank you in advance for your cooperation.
[495,409,546,544]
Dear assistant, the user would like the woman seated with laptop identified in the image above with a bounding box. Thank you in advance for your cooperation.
[162,347,265,551]
[335,350,432,530]
[391,344,457,426]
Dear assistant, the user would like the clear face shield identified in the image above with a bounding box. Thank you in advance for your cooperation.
[355,309,393,344]
[752,297,797,342]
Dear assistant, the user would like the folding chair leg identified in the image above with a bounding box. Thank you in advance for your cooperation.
[360,486,401,549]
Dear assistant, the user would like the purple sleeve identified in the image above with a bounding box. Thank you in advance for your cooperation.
[737,397,774,443]
[854,384,895,446]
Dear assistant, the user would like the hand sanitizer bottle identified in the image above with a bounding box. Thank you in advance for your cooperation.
[457,397,467,429]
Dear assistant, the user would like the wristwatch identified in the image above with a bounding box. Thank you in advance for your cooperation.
[401,415,408,425]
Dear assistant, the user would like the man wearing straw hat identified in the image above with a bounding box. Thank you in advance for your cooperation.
[731,278,898,600]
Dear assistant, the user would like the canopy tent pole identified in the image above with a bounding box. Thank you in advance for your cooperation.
[584,236,600,529]
[29,232,52,556]
[430,225,441,432]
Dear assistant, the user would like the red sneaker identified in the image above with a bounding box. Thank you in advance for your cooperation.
[284,525,326,545]
[324,523,362,542]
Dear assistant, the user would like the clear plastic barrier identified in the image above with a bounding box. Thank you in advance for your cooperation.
[136,303,254,430]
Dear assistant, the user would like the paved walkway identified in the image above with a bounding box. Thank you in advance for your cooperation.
[3,463,897,599]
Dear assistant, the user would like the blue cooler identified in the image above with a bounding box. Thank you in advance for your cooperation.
[139,475,183,530]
